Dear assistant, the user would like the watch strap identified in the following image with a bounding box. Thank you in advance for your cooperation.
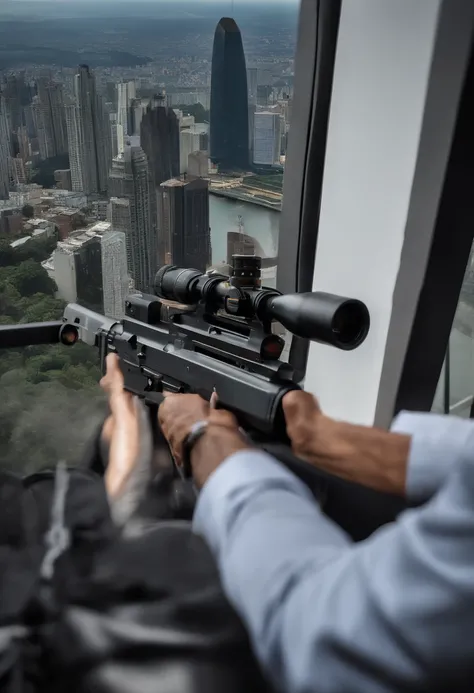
[181,420,209,478]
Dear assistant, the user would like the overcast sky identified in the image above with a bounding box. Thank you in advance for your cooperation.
[10,0,298,4]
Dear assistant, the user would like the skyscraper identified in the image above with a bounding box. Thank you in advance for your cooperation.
[140,102,180,188]
[157,176,211,272]
[72,65,110,195]
[253,112,282,166]
[33,78,68,160]
[247,67,258,107]
[65,103,84,192]
[210,18,249,171]
[101,228,129,319]
[116,81,136,152]
[108,144,153,292]
[0,96,11,199]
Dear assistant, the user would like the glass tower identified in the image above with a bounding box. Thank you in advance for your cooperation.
[210,17,249,172]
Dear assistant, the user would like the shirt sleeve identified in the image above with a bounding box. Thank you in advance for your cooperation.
[391,411,474,503]
[193,437,474,693]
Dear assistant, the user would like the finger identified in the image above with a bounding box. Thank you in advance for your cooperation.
[101,354,135,419]
[282,390,321,421]
[209,409,239,429]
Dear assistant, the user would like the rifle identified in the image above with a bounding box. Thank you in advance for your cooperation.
[0,255,370,455]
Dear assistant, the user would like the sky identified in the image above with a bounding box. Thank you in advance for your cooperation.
[9,0,298,3]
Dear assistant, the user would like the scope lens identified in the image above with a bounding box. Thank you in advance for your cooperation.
[332,302,368,347]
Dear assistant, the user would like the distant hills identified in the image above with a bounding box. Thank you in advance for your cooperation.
[0,44,151,70]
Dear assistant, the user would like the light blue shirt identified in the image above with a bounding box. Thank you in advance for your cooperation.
[193,412,474,693]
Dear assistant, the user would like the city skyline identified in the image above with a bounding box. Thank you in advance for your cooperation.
[0,5,292,307]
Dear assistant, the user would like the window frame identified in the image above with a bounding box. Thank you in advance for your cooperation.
[276,0,342,381]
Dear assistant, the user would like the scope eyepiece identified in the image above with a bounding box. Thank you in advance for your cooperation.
[154,265,203,304]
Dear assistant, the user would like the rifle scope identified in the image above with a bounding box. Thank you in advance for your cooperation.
[154,256,370,351]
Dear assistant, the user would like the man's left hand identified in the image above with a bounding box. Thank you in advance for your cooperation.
[159,393,250,487]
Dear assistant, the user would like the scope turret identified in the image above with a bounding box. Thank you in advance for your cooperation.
[154,256,370,351]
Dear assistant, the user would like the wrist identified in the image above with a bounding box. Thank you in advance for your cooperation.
[191,422,251,488]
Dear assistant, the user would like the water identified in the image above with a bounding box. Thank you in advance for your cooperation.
[209,194,280,267]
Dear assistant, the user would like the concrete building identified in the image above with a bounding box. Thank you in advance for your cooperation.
[247,67,258,107]
[253,112,282,166]
[157,176,211,272]
[33,79,68,160]
[10,156,27,185]
[54,169,72,190]
[72,65,111,195]
[101,228,128,319]
[65,103,84,192]
[44,221,125,312]
[179,124,209,174]
[0,95,11,199]
[188,151,209,178]
[117,81,136,148]
[108,145,153,292]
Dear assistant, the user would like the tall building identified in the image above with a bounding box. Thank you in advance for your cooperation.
[65,103,84,192]
[47,222,126,315]
[210,18,249,171]
[51,227,103,310]
[188,151,209,178]
[116,81,136,151]
[101,228,129,319]
[109,112,119,159]
[247,68,258,107]
[0,96,11,199]
[108,145,153,292]
[157,176,211,272]
[33,79,68,160]
[180,124,209,174]
[140,102,180,189]
[72,65,111,195]
[253,112,282,166]
[10,156,27,185]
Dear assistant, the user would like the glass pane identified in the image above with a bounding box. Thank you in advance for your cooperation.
[0,1,302,472]
[433,241,474,417]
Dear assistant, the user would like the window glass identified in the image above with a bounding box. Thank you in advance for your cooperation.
[432,242,474,417]
[0,0,301,471]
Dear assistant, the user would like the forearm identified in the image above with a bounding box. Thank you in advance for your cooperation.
[307,415,410,496]
[194,447,474,693]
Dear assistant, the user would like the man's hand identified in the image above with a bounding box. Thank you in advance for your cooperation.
[159,393,250,488]
[282,390,410,496]
[100,353,141,499]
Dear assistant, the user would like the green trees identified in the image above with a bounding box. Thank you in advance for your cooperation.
[0,260,57,297]
[176,102,209,123]
[0,242,106,472]
[22,204,34,219]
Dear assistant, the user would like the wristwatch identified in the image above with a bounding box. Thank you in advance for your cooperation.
[181,420,209,478]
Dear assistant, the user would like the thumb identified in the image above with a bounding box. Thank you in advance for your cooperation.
[282,390,321,423]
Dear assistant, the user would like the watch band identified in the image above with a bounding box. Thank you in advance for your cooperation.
[181,420,209,478]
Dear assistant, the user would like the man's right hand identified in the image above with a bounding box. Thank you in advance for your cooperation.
[282,390,410,496]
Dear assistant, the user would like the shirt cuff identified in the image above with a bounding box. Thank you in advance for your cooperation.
[391,411,474,503]
[192,449,313,554]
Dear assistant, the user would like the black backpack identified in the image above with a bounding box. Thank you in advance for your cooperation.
[0,463,272,693]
